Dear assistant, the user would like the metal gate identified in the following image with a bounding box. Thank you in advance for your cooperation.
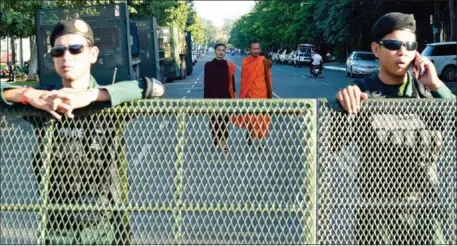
[1,99,456,244]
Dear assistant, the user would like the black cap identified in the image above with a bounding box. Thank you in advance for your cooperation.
[50,19,94,47]
[372,12,416,41]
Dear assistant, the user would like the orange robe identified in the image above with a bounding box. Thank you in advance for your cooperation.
[232,55,273,139]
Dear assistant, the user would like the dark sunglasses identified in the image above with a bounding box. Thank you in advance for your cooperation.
[377,40,418,51]
[51,44,89,57]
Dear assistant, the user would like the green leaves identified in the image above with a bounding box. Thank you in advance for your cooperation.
[227,0,387,57]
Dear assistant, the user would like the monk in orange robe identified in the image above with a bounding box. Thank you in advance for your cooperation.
[232,41,273,145]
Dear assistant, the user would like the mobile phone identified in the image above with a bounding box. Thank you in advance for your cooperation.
[411,57,424,78]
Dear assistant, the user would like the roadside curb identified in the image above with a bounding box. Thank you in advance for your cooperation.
[323,66,346,72]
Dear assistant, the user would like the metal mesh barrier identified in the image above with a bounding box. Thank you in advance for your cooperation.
[132,17,160,80]
[35,3,133,87]
[317,99,456,244]
[1,99,455,244]
[1,100,316,244]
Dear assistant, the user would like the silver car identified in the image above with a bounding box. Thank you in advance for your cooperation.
[346,51,379,77]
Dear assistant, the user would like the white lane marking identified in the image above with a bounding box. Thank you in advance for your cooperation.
[178,87,202,90]
[180,71,204,98]
[294,73,297,75]
[323,66,346,72]
[301,76,306,79]
[322,82,330,86]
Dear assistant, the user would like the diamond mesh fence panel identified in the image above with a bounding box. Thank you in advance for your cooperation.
[1,99,456,244]
[317,99,456,244]
[0,100,316,244]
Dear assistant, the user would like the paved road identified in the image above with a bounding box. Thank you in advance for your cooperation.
[2,54,455,244]
[165,54,355,100]
[165,53,456,99]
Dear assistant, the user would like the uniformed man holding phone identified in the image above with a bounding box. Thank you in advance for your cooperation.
[333,12,455,244]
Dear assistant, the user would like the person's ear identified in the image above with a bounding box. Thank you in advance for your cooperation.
[89,46,99,64]
[371,42,380,58]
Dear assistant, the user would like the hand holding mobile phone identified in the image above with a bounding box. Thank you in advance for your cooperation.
[411,51,443,90]
[411,56,424,80]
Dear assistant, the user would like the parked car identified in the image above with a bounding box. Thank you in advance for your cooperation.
[273,50,282,64]
[192,52,197,65]
[346,51,379,78]
[294,44,313,67]
[421,41,456,82]
[279,50,288,64]
[287,50,296,65]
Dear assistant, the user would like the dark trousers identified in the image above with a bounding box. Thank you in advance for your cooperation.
[210,115,229,145]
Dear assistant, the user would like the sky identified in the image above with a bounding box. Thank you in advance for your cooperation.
[193,1,256,28]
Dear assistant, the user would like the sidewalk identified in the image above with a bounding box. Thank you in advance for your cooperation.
[323,62,346,72]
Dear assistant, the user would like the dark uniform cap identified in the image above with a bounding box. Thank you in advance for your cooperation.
[50,19,94,47]
[372,12,416,41]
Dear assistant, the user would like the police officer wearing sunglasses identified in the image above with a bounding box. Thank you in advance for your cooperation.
[0,19,165,244]
[0,18,163,119]
[331,12,455,244]
[337,12,455,111]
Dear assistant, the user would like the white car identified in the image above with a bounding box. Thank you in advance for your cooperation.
[192,52,197,65]
[287,50,296,65]
[294,45,313,67]
[346,51,379,78]
[421,41,456,82]
[273,50,282,64]
[279,50,288,64]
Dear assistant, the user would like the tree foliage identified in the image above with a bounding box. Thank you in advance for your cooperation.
[0,0,211,79]
[200,18,220,47]
[229,0,455,59]
[186,9,205,44]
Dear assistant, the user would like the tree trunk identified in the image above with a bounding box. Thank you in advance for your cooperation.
[27,35,38,81]
[449,0,456,41]
[6,36,9,63]
[19,38,23,69]
[10,37,15,64]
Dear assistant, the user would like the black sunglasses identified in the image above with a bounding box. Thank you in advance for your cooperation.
[377,40,418,51]
[51,44,88,57]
